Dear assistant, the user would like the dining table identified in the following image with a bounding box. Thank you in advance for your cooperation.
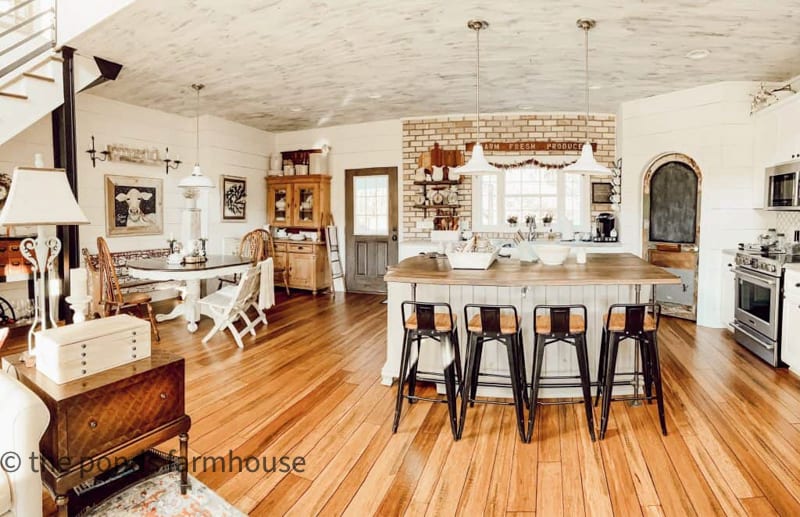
[126,255,253,333]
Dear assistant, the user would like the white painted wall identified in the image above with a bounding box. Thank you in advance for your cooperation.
[0,92,275,265]
[618,81,777,328]
[274,119,403,289]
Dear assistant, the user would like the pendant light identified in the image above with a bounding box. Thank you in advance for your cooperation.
[563,19,611,176]
[179,83,215,189]
[454,19,499,175]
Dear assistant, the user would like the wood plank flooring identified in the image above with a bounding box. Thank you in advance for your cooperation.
[6,292,799,516]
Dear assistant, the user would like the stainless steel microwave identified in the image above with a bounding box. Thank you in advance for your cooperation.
[766,161,800,210]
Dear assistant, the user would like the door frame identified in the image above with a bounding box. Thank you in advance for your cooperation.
[344,167,399,294]
[642,152,703,321]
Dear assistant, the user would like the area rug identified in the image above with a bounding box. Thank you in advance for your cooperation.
[82,471,245,517]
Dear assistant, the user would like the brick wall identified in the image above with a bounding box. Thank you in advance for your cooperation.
[402,113,617,239]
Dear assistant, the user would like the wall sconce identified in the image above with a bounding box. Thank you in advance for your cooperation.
[86,135,109,168]
[163,147,182,175]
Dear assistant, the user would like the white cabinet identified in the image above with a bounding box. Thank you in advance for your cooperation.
[719,253,736,329]
[783,267,800,373]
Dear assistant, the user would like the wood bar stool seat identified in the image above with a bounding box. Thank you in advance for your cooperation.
[394,301,463,440]
[459,304,529,442]
[535,314,586,335]
[406,313,456,332]
[529,305,595,442]
[596,303,666,440]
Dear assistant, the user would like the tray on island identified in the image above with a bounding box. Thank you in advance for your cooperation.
[446,249,499,270]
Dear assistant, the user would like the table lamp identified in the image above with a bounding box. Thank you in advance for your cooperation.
[0,167,90,357]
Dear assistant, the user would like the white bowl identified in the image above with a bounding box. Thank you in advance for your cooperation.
[533,244,570,265]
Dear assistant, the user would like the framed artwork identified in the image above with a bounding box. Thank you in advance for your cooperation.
[105,175,163,236]
[221,175,247,221]
[106,144,162,165]
[591,182,613,204]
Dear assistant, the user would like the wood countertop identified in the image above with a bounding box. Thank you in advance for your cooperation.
[384,253,681,287]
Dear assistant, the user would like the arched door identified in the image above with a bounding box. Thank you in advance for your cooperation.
[643,153,702,321]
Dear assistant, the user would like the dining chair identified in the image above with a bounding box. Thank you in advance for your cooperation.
[218,229,266,289]
[96,237,161,341]
[200,261,263,348]
[261,229,290,295]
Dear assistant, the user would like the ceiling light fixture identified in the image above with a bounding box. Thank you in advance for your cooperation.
[453,19,499,176]
[685,48,710,60]
[289,107,303,113]
[564,19,611,176]
[178,84,214,189]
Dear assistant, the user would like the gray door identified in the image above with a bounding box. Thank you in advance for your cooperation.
[345,167,398,293]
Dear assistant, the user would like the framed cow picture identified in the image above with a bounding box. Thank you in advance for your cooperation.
[105,175,164,236]
[221,175,247,221]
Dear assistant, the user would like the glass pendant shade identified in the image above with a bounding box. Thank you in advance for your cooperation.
[563,142,611,175]
[456,142,499,175]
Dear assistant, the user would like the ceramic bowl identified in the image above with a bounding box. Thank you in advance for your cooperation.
[533,244,570,266]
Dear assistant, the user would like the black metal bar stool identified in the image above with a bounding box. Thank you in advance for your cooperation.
[595,303,666,439]
[458,304,529,442]
[529,304,596,442]
[393,301,463,439]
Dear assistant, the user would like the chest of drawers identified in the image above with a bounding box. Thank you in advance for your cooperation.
[35,315,151,384]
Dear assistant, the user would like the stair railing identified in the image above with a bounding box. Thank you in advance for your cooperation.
[0,0,56,81]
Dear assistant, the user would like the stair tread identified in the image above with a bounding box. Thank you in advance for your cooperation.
[0,91,28,100]
[22,72,55,82]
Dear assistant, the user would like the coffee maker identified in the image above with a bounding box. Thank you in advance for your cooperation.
[594,212,617,242]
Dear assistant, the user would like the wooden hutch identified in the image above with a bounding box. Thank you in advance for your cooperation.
[266,173,331,294]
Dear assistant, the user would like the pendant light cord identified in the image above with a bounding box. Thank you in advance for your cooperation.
[476,26,481,144]
[195,86,200,166]
[584,25,589,143]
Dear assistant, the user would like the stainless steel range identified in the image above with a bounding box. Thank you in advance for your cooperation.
[733,249,799,366]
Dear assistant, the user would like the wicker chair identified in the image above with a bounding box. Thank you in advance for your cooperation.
[260,230,290,296]
[96,237,160,341]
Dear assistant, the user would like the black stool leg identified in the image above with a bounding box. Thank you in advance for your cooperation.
[505,336,528,442]
[441,333,460,440]
[639,336,653,403]
[527,334,547,440]
[515,331,531,409]
[407,335,421,403]
[452,328,463,393]
[595,327,608,407]
[649,331,667,435]
[599,333,620,440]
[393,329,414,433]
[458,332,478,439]
[469,337,484,407]
[575,334,596,441]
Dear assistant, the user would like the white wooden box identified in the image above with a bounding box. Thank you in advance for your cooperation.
[446,250,499,270]
[34,315,151,384]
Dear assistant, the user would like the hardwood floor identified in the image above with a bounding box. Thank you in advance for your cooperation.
[6,292,800,516]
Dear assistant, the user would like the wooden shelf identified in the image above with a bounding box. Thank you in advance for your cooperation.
[413,180,460,186]
[413,204,459,210]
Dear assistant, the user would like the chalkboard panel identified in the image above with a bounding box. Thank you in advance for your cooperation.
[648,161,698,244]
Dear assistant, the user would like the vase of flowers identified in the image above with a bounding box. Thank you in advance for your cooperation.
[506,215,518,228]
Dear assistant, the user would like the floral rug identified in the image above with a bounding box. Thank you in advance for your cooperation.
[82,471,245,516]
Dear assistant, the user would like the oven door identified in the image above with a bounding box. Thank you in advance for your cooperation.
[734,268,780,340]
[766,170,799,208]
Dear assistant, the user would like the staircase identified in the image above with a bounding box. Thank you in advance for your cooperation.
[0,0,112,146]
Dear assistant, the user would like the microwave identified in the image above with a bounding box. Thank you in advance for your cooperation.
[765,161,800,210]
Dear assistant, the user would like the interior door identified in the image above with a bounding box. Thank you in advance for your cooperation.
[345,167,398,294]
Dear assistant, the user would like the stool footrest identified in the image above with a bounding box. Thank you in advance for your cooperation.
[405,395,449,404]
[466,398,516,406]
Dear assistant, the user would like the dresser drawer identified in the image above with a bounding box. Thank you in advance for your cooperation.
[64,361,184,463]
[288,243,314,254]
[274,242,287,252]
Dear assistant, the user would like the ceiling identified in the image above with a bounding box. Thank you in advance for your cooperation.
[71,0,800,133]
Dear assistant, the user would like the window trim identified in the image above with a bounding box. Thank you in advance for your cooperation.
[470,155,591,233]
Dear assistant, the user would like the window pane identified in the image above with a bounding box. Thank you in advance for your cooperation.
[353,175,389,235]
[480,175,498,226]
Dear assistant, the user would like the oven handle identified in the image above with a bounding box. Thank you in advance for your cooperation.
[731,322,776,350]
[734,268,779,288]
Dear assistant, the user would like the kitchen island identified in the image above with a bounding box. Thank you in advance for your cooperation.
[382,253,680,398]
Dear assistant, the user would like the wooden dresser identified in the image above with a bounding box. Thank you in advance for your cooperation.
[272,239,330,294]
[2,351,190,516]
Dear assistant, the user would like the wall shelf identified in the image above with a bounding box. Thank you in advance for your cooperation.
[413,180,461,186]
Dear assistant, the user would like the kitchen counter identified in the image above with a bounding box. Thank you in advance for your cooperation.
[382,253,679,398]
[385,253,679,287]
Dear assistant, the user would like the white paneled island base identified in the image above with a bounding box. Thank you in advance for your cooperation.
[382,254,680,399]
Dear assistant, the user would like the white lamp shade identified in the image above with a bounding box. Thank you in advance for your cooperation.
[563,142,611,175]
[0,167,89,226]
[453,142,500,175]
[178,164,214,189]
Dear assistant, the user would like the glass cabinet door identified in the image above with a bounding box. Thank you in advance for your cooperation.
[269,185,291,225]
[293,184,318,228]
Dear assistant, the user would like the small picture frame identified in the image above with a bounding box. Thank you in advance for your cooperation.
[221,175,247,221]
[105,175,163,236]
[591,182,613,204]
